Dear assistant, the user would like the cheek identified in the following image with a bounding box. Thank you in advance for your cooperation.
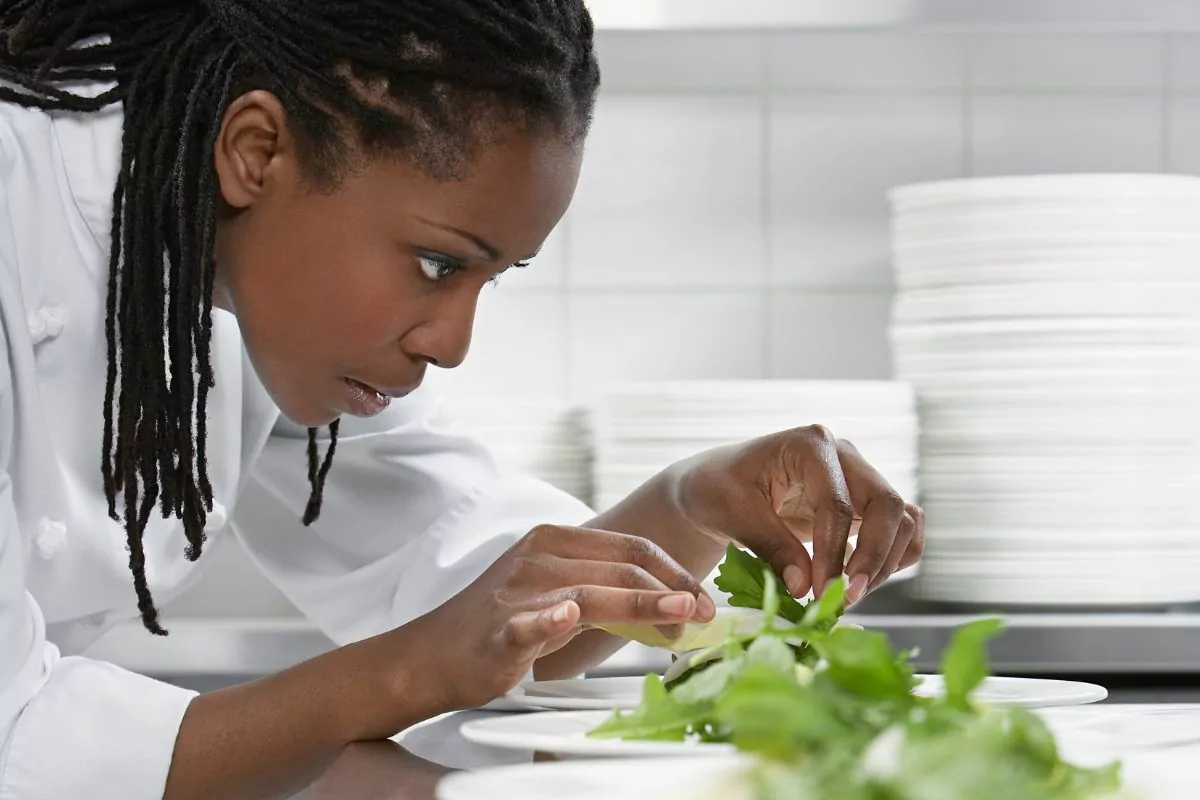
[227,201,416,370]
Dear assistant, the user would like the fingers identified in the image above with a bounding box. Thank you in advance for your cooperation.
[523,525,708,603]
[551,558,696,636]
[868,507,916,593]
[837,441,908,605]
[898,503,925,570]
[501,601,581,656]
[791,425,856,601]
[546,585,699,627]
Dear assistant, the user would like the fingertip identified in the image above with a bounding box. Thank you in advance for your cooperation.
[548,600,580,627]
[783,564,810,598]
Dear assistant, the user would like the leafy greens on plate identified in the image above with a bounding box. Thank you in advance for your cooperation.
[590,545,1127,800]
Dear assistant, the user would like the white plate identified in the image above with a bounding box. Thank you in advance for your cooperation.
[459,711,736,759]
[509,677,648,711]
[508,675,1106,713]
[911,675,1107,708]
[438,748,1200,800]
[438,755,756,800]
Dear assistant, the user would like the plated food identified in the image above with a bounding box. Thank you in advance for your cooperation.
[584,546,1127,799]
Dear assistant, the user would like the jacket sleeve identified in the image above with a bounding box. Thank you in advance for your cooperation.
[235,386,595,646]
[0,283,195,800]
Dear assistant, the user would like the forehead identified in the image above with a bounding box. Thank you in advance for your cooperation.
[342,129,583,260]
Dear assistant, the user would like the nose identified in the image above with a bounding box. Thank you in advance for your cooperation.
[402,290,478,370]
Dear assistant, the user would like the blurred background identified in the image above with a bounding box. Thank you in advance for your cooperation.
[88,0,1200,702]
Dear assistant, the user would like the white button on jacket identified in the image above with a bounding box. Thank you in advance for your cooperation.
[0,98,592,798]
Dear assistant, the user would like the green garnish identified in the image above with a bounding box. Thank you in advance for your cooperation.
[589,544,1126,799]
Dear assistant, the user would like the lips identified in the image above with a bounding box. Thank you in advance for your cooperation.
[342,378,392,417]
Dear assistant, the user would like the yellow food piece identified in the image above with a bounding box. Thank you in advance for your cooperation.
[598,607,769,652]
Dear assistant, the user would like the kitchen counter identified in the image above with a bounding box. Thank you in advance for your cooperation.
[290,705,1200,799]
[87,580,1200,698]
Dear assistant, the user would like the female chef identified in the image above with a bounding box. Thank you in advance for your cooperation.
[0,2,923,798]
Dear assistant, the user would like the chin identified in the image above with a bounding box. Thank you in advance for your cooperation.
[271,387,341,429]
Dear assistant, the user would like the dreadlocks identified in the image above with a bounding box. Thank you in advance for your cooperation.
[0,0,599,634]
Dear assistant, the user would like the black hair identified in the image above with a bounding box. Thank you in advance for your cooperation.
[0,0,599,634]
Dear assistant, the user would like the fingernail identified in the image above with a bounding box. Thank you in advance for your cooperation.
[551,602,573,624]
[658,593,694,617]
[695,592,716,621]
[846,574,870,606]
[783,565,808,598]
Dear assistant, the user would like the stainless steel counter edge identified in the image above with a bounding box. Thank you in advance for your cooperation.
[85,611,1200,678]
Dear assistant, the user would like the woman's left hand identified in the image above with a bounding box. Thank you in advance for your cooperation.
[673,424,924,607]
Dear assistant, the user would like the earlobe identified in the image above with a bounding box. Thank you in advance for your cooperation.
[213,90,291,209]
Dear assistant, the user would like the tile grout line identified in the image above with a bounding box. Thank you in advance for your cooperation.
[1162,33,1175,173]
[560,213,574,403]
[760,30,774,379]
[962,37,975,178]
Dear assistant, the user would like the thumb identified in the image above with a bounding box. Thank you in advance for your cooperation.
[499,600,581,663]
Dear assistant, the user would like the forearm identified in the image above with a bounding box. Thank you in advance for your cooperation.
[534,465,725,680]
[164,629,445,800]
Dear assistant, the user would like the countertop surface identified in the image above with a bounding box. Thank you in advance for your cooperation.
[289,704,1200,800]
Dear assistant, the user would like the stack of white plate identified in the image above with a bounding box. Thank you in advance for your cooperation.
[591,381,919,513]
[890,174,1200,607]
[444,397,592,505]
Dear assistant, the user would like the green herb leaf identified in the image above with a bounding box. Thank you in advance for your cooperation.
[941,618,1005,710]
[672,655,746,705]
[814,627,917,701]
[587,674,710,741]
[716,664,853,757]
[802,575,847,629]
[715,545,808,624]
[746,635,796,676]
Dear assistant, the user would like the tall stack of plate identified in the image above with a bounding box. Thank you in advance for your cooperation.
[890,174,1200,607]
[444,397,593,505]
[591,381,919,513]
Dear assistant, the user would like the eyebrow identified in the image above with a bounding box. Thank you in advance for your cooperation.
[414,216,501,262]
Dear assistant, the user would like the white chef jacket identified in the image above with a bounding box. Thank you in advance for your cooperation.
[0,97,593,798]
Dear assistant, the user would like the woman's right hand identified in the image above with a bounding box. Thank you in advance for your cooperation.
[405,525,715,711]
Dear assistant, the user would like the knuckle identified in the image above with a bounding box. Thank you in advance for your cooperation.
[879,490,907,519]
[836,437,859,454]
[803,423,837,446]
[623,534,659,566]
[616,563,653,590]
[502,620,524,648]
[907,503,926,525]
[830,498,857,527]
[522,525,555,549]
[565,585,587,606]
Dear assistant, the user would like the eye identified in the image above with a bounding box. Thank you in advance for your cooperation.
[418,254,465,282]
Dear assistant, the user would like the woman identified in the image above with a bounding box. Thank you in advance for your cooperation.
[0,2,923,798]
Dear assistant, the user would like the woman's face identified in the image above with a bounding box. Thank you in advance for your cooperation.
[212,91,582,427]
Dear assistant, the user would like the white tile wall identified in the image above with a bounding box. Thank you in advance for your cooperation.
[969,34,1164,91]
[569,94,764,289]
[769,95,963,289]
[1168,96,1200,173]
[970,95,1163,175]
[1170,35,1200,91]
[567,291,765,401]
[176,30,1186,616]
[769,291,894,380]
[768,33,965,91]
[429,289,569,400]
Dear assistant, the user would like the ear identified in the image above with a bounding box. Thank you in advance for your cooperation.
[213,90,294,209]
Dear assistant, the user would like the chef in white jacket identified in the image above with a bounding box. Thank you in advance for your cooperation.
[0,3,924,799]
